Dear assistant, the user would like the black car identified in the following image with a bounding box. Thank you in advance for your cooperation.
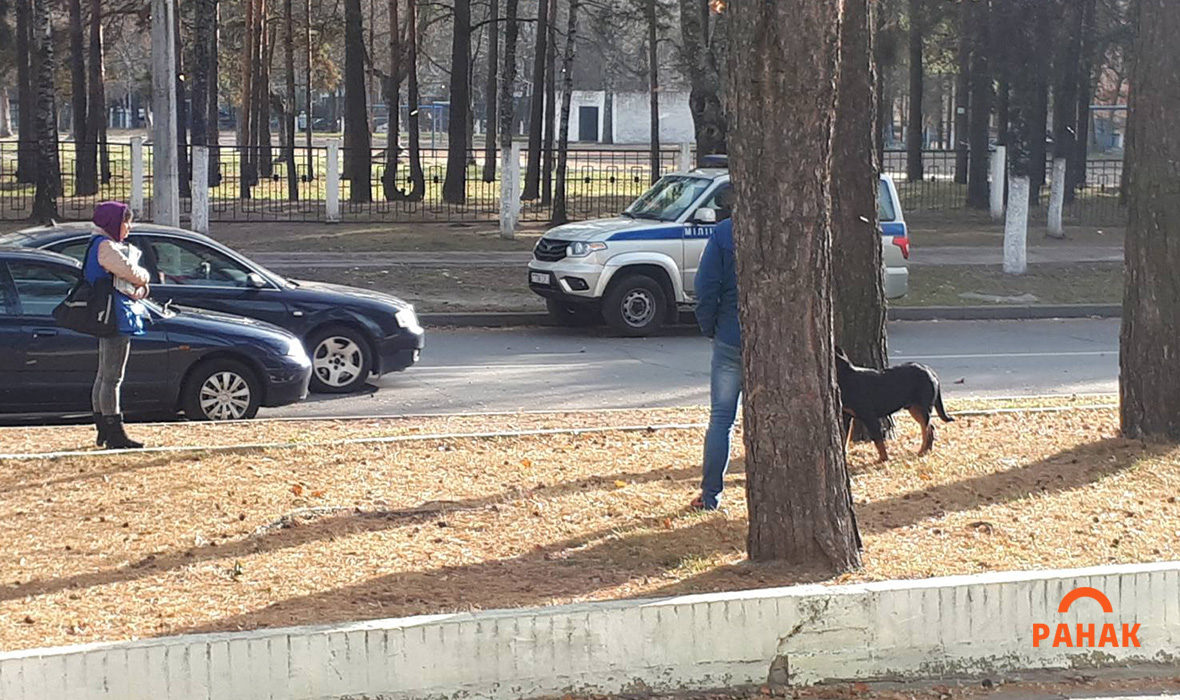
[0,247,311,421]
[1,223,425,394]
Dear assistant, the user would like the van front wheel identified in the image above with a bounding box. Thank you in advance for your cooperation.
[602,274,666,337]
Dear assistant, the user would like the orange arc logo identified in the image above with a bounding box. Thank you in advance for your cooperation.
[1058,587,1114,614]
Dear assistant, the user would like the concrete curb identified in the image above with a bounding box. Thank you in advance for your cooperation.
[420,305,1121,328]
[887,304,1121,321]
[0,561,1175,699]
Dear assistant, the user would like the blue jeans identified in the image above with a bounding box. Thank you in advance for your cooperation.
[701,339,742,509]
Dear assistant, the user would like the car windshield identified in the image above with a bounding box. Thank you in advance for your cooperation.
[624,176,713,222]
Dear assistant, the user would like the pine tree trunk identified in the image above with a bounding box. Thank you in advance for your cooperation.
[905,0,923,182]
[70,0,98,196]
[31,0,60,222]
[965,0,991,210]
[344,0,373,202]
[87,0,110,185]
[1002,0,1039,275]
[496,0,520,190]
[1028,2,1053,200]
[1067,0,1098,199]
[540,0,556,207]
[405,0,425,201]
[240,0,256,198]
[728,0,861,568]
[442,0,472,203]
[1120,0,1180,441]
[603,75,614,144]
[833,0,888,378]
[0,90,11,138]
[258,20,275,179]
[208,0,221,185]
[482,0,499,182]
[521,0,550,200]
[646,0,660,184]
[833,0,890,444]
[176,3,191,199]
[284,0,299,200]
[192,0,213,166]
[16,0,37,184]
[952,1,968,186]
[680,0,726,161]
[304,0,314,181]
[553,0,578,224]
[383,0,403,199]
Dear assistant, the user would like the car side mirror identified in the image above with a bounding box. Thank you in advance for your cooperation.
[694,208,718,225]
[246,272,268,289]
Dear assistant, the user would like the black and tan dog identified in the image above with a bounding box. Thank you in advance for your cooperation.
[835,346,954,462]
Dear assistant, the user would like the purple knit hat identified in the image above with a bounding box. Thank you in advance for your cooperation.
[92,201,131,241]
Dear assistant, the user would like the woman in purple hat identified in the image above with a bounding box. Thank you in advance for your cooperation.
[85,202,151,449]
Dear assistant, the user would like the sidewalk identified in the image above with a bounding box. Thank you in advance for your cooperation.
[253,245,1124,270]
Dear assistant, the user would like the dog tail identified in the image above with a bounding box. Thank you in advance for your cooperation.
[934,385,954,423]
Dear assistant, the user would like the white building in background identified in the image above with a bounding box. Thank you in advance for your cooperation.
[556,90,695,145]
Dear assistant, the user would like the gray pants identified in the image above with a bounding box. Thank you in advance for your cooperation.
[92,335,131,416]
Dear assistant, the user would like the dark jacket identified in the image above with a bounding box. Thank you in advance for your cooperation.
[693,218,740,347]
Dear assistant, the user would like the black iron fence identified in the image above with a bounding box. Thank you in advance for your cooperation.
[881,149,1127,226]
[2,141,1125,227]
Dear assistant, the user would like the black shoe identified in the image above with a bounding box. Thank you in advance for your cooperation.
[101,414,144,450]
[94,412,108,447]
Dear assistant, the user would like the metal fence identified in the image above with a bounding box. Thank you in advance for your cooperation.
[2,141,1125,227]
[0,140,137,221]
[881,149,1127,226]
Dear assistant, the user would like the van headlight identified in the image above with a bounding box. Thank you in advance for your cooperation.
[567,241,607,257]
[395,307,422,332]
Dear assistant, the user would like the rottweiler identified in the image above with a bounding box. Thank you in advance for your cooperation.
[835,345,954,462]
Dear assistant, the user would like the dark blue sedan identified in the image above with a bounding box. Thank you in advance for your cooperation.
[0,247,311,421]
[1,223,425,393]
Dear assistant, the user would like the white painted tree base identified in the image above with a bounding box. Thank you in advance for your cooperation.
[1004,175,1030,274]
[1048,157,1067,238]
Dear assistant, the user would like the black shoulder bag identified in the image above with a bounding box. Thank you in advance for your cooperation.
[52,238,118,337]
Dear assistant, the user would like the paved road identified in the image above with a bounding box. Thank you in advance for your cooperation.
[267,318,1119,419]
[251,246,1125,270]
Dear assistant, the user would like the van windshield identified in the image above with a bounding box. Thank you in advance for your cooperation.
[623,176,713,222]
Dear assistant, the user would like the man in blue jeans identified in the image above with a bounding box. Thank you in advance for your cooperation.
[691,206,740,511]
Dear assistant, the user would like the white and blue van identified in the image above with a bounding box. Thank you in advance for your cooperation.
[527,162,909,336]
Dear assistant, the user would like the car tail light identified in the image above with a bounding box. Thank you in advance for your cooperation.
[892,236,910,260]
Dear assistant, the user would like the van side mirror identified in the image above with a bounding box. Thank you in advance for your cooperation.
[694,208,718,224]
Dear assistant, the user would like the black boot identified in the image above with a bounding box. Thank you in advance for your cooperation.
[94,413,108,447]
[101,414,144,450]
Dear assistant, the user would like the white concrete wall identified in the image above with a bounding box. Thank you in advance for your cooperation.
[611,90,694,145]
[1,562,1177,699]
[554,90,694,145]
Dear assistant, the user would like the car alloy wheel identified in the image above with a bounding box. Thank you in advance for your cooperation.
[198,370,253,420]
[313,336,365,389]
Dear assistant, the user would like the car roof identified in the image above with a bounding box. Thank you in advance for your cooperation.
[0,221,220,248]
[670,168,897,184]
[0,245,83,268]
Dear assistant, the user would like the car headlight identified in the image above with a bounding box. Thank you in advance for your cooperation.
[567,241,607,257]
[285,337,310,361]
[395,307,422,332]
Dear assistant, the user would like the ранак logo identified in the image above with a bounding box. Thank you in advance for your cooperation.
[1033,587,1140,648]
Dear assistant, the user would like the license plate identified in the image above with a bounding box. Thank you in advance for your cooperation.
[530,272,550,285]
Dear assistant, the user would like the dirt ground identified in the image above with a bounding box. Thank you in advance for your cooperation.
[1,404,1176,652]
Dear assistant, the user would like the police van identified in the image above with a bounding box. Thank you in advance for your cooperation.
[527,160,910,336]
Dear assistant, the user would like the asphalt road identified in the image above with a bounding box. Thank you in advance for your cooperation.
[268,318,1120,419]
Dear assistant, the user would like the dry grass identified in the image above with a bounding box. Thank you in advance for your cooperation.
[0,396,1112,457]
[1,403,1175,654]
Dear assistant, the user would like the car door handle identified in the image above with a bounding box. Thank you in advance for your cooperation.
[32,328,58,339]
